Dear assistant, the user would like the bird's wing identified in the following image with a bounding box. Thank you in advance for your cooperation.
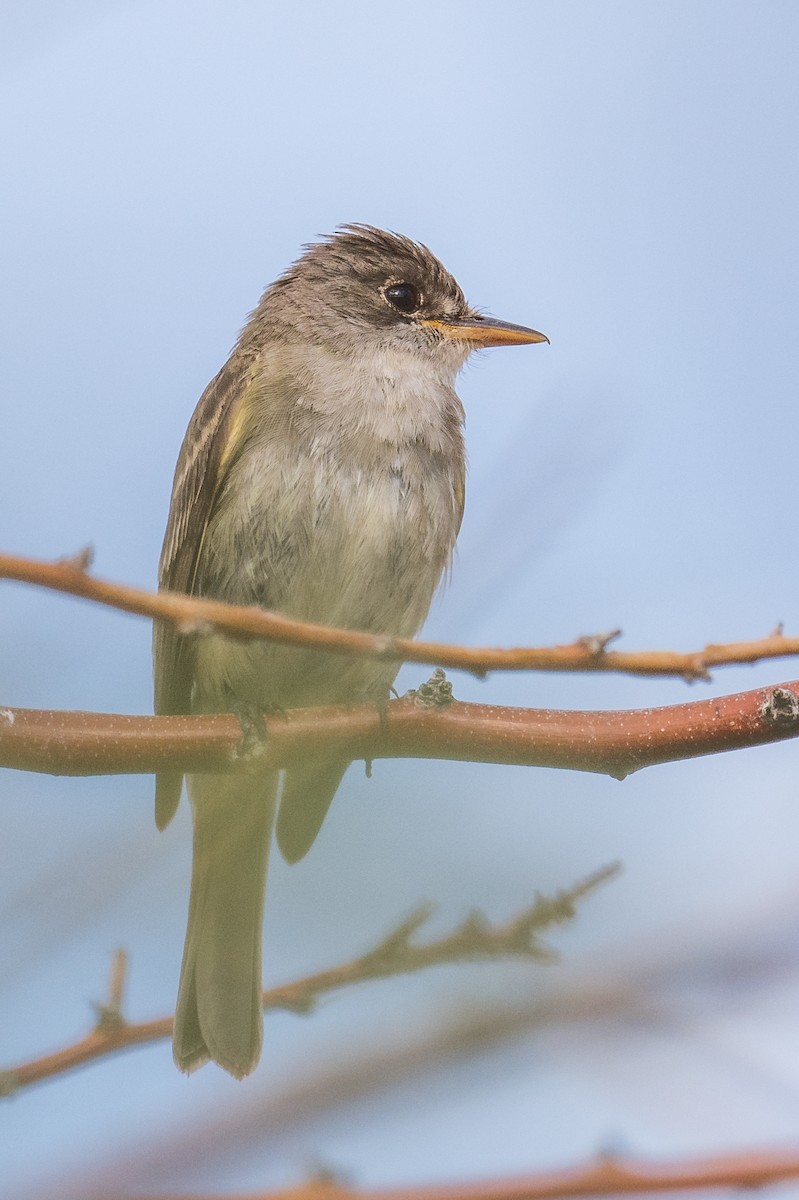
[454,470,466,538]
[153,351,255,828]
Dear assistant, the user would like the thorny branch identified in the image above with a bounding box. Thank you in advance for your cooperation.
[0,549,797,680]
[0,868,615,1093]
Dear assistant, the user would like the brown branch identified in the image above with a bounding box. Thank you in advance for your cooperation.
[132,1146,799,1200]
[0,869,615,1093]
[2,681,799,781]
[1,549,797,679]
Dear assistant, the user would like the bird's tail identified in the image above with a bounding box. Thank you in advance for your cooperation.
[173,770,278,1078]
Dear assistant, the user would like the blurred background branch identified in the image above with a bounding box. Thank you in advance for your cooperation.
[132,1145,799,1200]
[3,868,615,1092]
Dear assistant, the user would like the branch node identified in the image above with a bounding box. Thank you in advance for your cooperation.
[761,686,799,727]
[683,655,712,683]
[92,949,128,1034]
[92,1001,125,1036]
[59,545,94,573]
[578,628,622,656]
[406,668,454,710]
[509,865,619,955]
[368,904,435,962]
[457,909,492,944]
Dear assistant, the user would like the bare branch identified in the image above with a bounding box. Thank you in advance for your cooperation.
[1,870,614,1092]
[131,1146,799,1199]
[1,550,798,679]
[2,681,799,780]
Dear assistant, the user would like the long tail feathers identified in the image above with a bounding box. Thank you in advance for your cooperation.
[174,771,278,1078]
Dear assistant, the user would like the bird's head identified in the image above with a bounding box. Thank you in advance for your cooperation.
[249,224,548,375]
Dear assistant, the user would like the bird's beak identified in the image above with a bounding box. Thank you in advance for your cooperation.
[420,315,549,348]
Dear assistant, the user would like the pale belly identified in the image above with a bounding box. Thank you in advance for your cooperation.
[192,439,459,712]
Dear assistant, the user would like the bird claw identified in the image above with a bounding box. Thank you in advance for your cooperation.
[230,699,269,765]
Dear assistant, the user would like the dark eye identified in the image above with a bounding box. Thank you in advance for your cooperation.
[384,282,420,314]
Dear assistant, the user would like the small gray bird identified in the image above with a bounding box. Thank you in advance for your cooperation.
[154,225,547,1078]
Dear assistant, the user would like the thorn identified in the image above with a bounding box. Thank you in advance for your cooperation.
[771,621,785,638]
[371,905,434,959]
[683,665,712,684]
[463,908,491,935]
[60,545,94,573]
[578,628,622,656]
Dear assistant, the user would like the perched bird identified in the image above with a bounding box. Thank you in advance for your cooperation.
[154,225,547,1077]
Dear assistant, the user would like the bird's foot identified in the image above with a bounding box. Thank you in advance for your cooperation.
[230,699,270,767]
[362,687,398,780]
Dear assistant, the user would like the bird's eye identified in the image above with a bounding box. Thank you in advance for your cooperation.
[384,282,420,314]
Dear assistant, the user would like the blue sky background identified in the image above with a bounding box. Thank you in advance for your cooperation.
[2,2,799,1196]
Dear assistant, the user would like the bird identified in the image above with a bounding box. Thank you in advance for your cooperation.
[153,224,547,1077]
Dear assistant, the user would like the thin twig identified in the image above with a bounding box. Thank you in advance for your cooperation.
[1,869,615,1092]
[92,949,127,1034]
[1,550,797,679]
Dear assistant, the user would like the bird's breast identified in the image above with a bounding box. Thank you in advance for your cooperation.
[199,428,462,636]
[191,364,465,709]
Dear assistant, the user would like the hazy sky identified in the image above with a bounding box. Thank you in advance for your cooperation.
[2,3,799,1196]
